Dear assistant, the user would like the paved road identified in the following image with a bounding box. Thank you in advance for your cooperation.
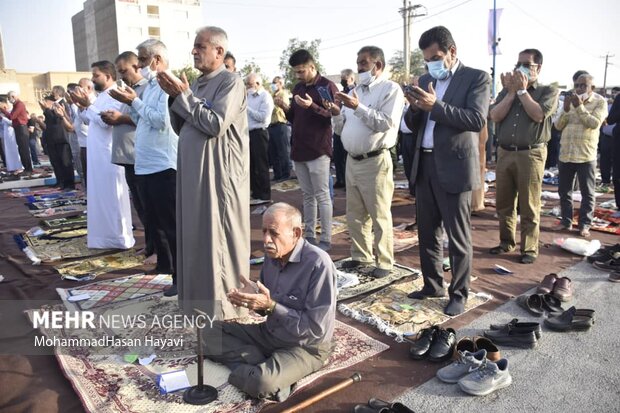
[396,260,620,413]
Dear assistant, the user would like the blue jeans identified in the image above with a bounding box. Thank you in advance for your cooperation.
[29,138,39,165]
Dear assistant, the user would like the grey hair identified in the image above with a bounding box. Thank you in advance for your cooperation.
[136,38,169,64]
[245,72,260,85]
[78,78,94,90]
[341,69,354,77]
[7,90,18,98]
[577,73,594,83]
[264,202,302,229]
[196,26,228,52]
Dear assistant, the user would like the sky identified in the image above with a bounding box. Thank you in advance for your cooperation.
[1,0,619,92]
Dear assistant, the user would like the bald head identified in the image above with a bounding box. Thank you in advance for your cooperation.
[245,73,262,91]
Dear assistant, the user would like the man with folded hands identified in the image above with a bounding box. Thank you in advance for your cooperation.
[488,48,558,264]
[203,202,336,402]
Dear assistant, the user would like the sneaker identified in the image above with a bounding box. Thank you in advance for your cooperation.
[436,349,487,383]
[610,270,620,283]
[458,358,512,396]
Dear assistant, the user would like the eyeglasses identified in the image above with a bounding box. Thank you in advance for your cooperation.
[515,62,539,69]
[573,83,589,88]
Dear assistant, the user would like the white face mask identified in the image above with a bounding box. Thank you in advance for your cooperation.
[358,65,376,86]
[247,88,257,95]
[578,92,591,100]
[270,83,278,93]
[140,59,156,80]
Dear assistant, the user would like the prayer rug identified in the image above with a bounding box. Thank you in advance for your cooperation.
[393,223,419,252]
[40,214,87,229]
[33,298,388,413]
[57,274,172,310]
[29,204,87,217]
[305,214,349,236]
[5,187,71,198]
[15,234,113,263]
[271,179,301,192]
[339,279,492,342]
[573,208,620,235]
[25,198,87,210]
[335,258,421,301]
[392,191,415,207]
[53,250,146,281]
[25,191,79,202]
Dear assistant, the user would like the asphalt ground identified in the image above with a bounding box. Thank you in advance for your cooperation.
[395,260,620,413]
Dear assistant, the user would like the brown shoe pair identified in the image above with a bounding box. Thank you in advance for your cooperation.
[537,273,573,301]
[453,336,501,362]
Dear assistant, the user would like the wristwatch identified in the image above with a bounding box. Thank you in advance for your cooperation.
[516,89,528,96]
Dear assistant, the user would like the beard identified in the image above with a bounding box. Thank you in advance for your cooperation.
[94,82,104,92]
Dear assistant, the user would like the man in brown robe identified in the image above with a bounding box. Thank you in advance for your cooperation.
[158,26,249,320]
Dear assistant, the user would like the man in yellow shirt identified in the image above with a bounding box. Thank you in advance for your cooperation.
[554,74,608,237]
[268,76,291,181]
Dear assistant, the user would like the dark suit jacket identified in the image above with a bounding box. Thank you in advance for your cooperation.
[405,63,490,194]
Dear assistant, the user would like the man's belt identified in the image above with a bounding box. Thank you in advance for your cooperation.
[269,122,286,127]
[350,148,387,161]
[500,143,544,151]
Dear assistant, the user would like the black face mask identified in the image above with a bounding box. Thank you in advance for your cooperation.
[340,80,348,89]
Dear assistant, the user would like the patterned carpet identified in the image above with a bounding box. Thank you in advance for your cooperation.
[53,250,146,281]
[32,297,389,413]
[339,279,492,341]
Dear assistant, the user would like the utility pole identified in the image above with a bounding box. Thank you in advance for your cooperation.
[399,2,426,82]
[601,52,614,94]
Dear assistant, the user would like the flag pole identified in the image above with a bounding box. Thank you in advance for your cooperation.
[492,0,497,98]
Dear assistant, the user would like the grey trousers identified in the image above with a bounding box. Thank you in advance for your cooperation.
[204,320,331,401]
[415,152,472,303]
[294,155,333,243]
[558,160,596,229]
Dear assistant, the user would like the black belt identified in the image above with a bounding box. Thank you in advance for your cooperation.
[500,143,544,151]
[420,147,433,153]
[269,122,285,127]
[350,148,386,161]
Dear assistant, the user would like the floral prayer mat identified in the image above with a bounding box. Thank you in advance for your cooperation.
[5,187,82,198]
[34,298,388,413]
[393,223,419,253]
[15,233,113,263]
[271,179,301,192]
[25,198,87,210]
[53,250,146,280]
[335,258,421,301]
[29,204,87,217]
[338,279,492,342]
[57,274,172,311]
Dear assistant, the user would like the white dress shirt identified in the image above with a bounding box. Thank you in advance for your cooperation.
[247,88,274,130]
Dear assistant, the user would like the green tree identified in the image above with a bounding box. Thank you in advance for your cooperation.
[239,60,272,89]
[172,65,201,84]
[279,38,324,90]
[388,49,426,85]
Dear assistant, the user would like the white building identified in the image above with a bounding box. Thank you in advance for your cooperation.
[72,0,202,71]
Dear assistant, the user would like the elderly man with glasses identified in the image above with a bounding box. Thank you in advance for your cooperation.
[488,49,558,264]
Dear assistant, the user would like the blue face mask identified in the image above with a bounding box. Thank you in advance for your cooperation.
[427,60,450,80]
[517,65,531,81]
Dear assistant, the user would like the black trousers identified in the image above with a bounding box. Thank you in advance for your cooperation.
[613,136,620,208]
[249,128,271,200]
[416,152,472,303]
[599,132,613,184]
[14,125,33,172]
[333,133,347,185]
[122,164,154,256]
[47,141,74,188]
[400,132,416,196]
[136,169,177,282]
[80,147,87,188]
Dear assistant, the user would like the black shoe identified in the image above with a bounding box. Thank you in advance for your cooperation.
[341,259,372,269]
[444,299,465,316]
[520,253,536,264]
[489,245,514,255]
[407,288,446,300]
[483,325,538,349]
[489,318,542,339]
[371,267,391,278]
[544,306,595,332]
[333,181,346,189]
[163,284,178,297]
[587,243,620,263]
[408,326,438,360]
[428,327,456,362]
[367,398,416,413]
[516,294,545,317]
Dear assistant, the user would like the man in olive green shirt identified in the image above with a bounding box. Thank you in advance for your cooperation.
[488,48,558,264]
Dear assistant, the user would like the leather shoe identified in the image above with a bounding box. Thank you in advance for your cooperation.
[544,306,594,332]
[371,267,391,278]
[489,244,514,255]
[428,327,456,362]
[354,404,389,413]
[163,284,178,297]
[541,293,564,314]
[341,260,372,269]
[489,318,542,339]
[366,398,415,413]
[537,273,558,294]
[407,288,446,300]
[516,294,544,316]
[551,277,572,301]
[408,326,437,360]
[520,253,536,264]
[587,243,620,263]
[483,325,538,349]
[473,336,501,362]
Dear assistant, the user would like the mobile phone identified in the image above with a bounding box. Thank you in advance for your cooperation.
[404,85,415,94]
[116,79,126,89]
[317,86,333,102]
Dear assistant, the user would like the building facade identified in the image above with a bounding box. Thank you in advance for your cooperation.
[72,0,202,71]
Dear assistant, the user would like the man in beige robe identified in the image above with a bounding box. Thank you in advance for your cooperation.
[158,26,249,320]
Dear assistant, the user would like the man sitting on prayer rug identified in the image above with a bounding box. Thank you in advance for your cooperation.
[204,202,337,401]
